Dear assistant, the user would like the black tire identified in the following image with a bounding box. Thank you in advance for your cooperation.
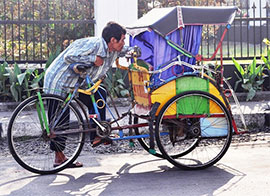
[155,91,232,170]
[7,94,85,174]
[134,116,163,158]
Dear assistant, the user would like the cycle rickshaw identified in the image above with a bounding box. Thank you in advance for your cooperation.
[7,6,244,174]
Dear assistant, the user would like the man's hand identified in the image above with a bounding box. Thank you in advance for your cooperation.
[94,56,104,66]
[133,46,141,57]
[125,46,141,59]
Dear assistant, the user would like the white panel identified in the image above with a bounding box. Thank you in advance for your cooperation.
[95,0,138,67]
[95,0,138,36]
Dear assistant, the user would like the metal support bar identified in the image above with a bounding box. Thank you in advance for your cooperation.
[0,123,3,139]
[148,102,160,154]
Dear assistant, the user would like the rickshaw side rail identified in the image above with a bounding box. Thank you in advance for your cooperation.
[162,114,226,119]
[111,122,149,131]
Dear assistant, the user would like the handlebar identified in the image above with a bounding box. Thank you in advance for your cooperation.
[125,45,141,59]
[115,58,129,70]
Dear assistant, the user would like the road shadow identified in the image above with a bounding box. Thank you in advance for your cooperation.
[98,160,246,196]
[1,158,245,196]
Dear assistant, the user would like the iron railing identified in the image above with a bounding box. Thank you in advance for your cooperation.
[0,0,95,64]
[1,0,270,64]
[140,0,270,61]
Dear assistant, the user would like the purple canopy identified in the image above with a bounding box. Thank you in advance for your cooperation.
[127,6,238,87]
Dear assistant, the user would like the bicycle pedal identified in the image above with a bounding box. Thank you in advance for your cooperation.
[92,137,113,148]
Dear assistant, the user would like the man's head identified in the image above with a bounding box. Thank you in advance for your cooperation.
[102,22,126,52]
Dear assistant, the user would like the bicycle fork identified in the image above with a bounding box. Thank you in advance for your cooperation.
[36,91,50,135]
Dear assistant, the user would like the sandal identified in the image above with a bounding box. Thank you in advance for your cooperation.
[53,160,83,168]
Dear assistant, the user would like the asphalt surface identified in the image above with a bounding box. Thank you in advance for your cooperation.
[0,138,269,196]
[0,104,270,196]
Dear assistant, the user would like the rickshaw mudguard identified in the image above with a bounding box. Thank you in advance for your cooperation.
[150,74,227,116]
[128,60,229,117]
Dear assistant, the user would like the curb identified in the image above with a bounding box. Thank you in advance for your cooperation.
[0,102,19,112]
[229,91,270,102]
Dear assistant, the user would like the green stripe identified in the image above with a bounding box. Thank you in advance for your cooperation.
[167,40,193,58]
[176,76,209,115]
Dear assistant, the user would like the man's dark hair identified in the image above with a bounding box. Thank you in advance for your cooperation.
[102,22,126,44]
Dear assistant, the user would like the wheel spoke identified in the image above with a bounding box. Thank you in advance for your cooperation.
[8,94,85,174]
[155,91,232,169]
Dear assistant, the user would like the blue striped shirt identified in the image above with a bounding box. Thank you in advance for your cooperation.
[44,37,131,97]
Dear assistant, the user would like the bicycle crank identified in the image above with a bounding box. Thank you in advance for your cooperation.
[96,121,112,138]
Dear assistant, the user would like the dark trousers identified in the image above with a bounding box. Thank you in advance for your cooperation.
[49,88,107,151]
[78,87,106,141]
[48,99,70,152]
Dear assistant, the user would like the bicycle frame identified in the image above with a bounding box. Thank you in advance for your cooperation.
[36,73,159,145]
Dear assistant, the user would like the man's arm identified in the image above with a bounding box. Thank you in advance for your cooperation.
[64,39,105,66]
[64,55,97,65]
[65,55,104,66]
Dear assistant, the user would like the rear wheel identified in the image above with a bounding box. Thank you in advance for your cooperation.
[155,91,232,170]
[7,94,85,174]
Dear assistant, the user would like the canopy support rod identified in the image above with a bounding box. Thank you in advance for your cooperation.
[195,25,230,62]
[151,28,195,59]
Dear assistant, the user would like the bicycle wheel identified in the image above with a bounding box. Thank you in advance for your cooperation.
[7,94,85,174]
[155,91,232,170]
[134,116,163,158]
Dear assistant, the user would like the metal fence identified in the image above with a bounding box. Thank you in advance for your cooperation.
[1,0,270,64]
[0,0,95,64]
[208,0,270,61]
[141,0,270,61]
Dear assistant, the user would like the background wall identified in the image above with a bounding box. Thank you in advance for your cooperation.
[95,0,138,36]
[95,0,138,66]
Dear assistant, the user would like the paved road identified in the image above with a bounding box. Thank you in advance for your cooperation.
[0,140,269,196]
[1,104,270,196]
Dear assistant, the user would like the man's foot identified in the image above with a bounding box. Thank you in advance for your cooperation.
[54,151,83,168]
[92,137,112,147]
[53,160,83,168]
[55,151,67,164]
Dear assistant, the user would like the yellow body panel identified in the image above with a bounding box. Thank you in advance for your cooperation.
[129,65,227,116]
[151,80,176,115]
[209,82,225,113]
[150,76,226,116]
